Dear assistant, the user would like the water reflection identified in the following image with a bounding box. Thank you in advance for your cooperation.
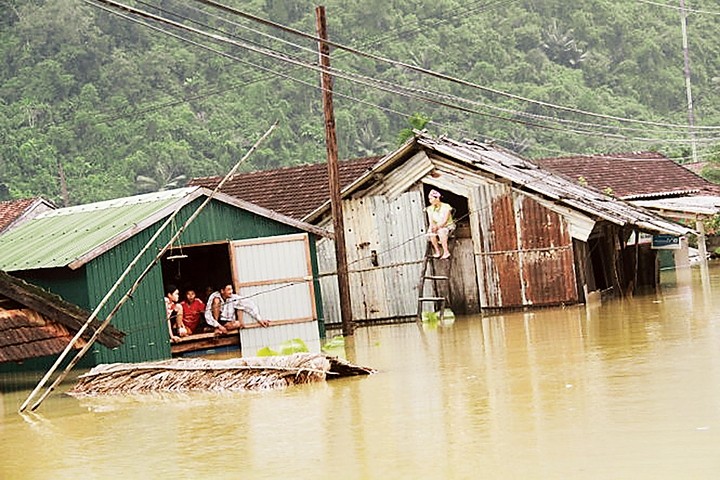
[2,263,720,479]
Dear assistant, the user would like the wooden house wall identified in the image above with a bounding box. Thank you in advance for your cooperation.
[317,190,427,324]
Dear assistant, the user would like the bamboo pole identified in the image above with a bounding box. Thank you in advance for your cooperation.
[22,122,277,412]
[18,209,178,412]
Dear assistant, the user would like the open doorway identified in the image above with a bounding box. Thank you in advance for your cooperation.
[161,242,232,302]
[422,185,470,238]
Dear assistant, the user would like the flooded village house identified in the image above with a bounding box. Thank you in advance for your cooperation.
[193,133,690,325]
[0,187,328,366]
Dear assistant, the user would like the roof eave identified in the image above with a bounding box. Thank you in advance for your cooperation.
[304,137,418,223]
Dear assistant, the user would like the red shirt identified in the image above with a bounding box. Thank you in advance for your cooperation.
[181,298,206,334]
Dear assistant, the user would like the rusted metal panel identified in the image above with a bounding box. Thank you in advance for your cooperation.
[476,183,522,308]
[477,185,578,309]
[518,196,578,305]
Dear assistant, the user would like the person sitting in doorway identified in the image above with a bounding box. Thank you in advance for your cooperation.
[180,288,206,335]
[426,189,455,259]
[165,284,188,342]
[204,283,270,334]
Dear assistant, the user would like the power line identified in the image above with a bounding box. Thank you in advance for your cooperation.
[637,0,720,16]
[88,0,720,146]
[190,0,720,131]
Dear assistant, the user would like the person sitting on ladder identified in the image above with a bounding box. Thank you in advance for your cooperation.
[426,189,455,259]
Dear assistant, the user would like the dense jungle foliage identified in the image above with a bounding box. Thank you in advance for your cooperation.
[1,0,720,206]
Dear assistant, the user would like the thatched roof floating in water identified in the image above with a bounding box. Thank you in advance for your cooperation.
[69,353,375,397]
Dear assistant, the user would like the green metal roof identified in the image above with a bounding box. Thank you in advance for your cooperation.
[0,187,329,273]
[0,188,194,271]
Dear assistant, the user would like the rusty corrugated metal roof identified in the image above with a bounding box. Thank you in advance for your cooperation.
[188,157,382,220]
[325,134,690,236]
[420,136,691,235]
[534,151,720,199]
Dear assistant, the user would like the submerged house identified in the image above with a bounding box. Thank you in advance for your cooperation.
[0,197,54,235]
[189,133,690,324]
[535,151,720,264]
[0,187,328,364]
[0,270,124,367]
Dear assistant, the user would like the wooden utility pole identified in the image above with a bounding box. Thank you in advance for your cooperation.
[315,5,353,336]
[679,0,698,163]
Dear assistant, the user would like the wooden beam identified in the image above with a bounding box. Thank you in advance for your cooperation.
[316,6,353,336]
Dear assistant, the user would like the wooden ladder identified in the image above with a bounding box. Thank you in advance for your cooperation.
[416,243,451,322]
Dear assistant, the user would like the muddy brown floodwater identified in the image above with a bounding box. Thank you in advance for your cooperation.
[2,263,720,479]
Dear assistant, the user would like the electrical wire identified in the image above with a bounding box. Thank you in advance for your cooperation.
[190,0,720,131]
[637,0,720,16]
[87,0,720,146]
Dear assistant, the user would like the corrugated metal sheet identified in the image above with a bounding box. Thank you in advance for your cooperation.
[0,189,193,272]
[320,190,425,323]
[517,196,577,305]
[413,135,690,237]
[86,226,169,364]
[0,188,328,273]
[477,185,577,308]
[232,234,317,322]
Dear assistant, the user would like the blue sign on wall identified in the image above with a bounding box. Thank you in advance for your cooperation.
[651,234,681,250]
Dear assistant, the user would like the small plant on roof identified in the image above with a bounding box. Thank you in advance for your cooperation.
[397,112,430,145]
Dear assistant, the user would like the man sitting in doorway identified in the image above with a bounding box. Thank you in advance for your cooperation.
[426,189,455,259]
[204,283,270,334]
[180,288,206,335]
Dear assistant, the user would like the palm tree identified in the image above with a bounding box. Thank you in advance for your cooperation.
[354,125,389,157]
[135,163,187,194]
[541,20,587,68]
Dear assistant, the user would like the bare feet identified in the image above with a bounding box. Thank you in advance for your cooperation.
[432,252,441,258]
[441,252,451,259]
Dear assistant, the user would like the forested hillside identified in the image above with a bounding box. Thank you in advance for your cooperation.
[2,0,720,205]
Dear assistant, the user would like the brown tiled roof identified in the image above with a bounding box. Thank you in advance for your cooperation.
[534,152,720,199]
[189,157,382,220]
[0,307,88,363]
[0,271,124,362]
[0,198,36,233]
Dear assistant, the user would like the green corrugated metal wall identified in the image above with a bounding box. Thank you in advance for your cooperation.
[83,198,323,363]
[86,225,168,364]
[7,198,324,365]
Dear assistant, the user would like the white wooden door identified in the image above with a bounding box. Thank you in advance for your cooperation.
[230,233,317,323]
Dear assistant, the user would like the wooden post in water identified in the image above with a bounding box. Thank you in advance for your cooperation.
[316,5,353,336]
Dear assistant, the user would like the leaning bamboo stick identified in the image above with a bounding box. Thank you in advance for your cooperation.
[23,122,278,412]
[18,206,178,412]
